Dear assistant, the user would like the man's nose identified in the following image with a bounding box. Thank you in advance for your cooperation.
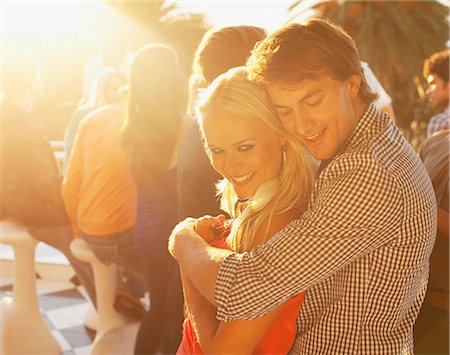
[293,109,314,136]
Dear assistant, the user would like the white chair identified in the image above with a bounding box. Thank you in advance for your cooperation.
[0,221,61,355]
[70,238,140,354]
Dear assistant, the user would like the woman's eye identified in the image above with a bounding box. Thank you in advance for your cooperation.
[237,144,254,152]
[209,147,223,155]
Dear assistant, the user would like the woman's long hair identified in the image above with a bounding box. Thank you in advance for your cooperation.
[196,67,316,252]
[121,44,187,188]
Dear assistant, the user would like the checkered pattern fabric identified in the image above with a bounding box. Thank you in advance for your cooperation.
[427,105,450,138]
[216,105,437,354]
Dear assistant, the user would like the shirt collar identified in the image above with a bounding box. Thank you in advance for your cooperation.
[443,103,450,115]
[319,104,382,174]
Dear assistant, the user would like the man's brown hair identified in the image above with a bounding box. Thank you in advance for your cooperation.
[247,18,377,105]
[193,25,267,86]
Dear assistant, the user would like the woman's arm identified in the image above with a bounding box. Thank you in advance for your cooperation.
[200,303,285,354]
[183,210,303,354]
[180,269,219,344]
[182,267,285,354]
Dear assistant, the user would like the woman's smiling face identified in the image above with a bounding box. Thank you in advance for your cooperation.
[203,111,284,199]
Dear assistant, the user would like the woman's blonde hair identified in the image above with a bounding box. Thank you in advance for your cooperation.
[196,67,316,252]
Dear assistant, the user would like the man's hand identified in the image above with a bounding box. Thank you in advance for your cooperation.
[168,216,234,305]
[194,214,227,244]
[168,217,197,259]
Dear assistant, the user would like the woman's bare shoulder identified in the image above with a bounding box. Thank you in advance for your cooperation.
[252,208,303,248]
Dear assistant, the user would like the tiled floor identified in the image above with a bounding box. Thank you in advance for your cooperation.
[0,240,150,354]
[1,241,96,354]
[0,276,95,354]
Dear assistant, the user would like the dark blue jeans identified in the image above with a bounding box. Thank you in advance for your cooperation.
[29,224,96,306]
[80,229,146,298]
[134,250,184,355]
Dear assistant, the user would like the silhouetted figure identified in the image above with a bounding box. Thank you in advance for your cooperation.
[121,44,189,354]
[1,57,96,305]
[177,26,267,221]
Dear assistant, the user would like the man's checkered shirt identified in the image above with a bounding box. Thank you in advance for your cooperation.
[427,104,450,138]
[215,105,437,354]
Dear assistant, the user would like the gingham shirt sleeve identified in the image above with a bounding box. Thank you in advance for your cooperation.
[427,110,450,138]
[215,155,403,321]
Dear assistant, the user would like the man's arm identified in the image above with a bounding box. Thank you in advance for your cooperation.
[214,161,406,321]
[169,219,233,304]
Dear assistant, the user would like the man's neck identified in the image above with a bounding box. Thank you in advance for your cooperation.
[437,101,450,113]
[352,95,367,124]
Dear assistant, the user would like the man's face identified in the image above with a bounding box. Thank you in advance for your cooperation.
[267,74,361,161]
[426,74,449,111]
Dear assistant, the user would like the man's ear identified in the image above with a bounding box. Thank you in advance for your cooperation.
[347,74,362,98]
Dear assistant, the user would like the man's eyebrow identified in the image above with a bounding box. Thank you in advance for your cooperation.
[272,89,322,109]
[298,89,321,103]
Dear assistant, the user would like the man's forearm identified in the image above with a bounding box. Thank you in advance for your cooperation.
[170,223,233,304]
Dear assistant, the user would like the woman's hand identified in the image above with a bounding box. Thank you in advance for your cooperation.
[194,214,227,244]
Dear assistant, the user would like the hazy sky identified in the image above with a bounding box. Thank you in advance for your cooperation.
[174,1,316,32]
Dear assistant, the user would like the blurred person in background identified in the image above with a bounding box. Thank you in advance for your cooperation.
[413,52,450,352]
[423,49,449,138]
[177,25,267,221]
[83,25,131,106]
[1,56,96,305]
[414,128,449,354]
[63,67,127,173]
[62,69,145,320]
[121,44,190,354]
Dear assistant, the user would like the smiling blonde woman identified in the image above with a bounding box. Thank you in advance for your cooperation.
[176,67,315,354]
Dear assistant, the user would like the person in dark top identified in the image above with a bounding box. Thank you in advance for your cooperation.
[177,26,267,221]
[1,57,95,305]
[121,44,189,354]
[415,129,449,354]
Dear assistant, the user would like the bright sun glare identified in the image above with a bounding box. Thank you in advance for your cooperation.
[2,1,107,59]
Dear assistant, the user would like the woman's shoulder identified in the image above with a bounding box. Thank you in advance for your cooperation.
[252,208,303,248]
